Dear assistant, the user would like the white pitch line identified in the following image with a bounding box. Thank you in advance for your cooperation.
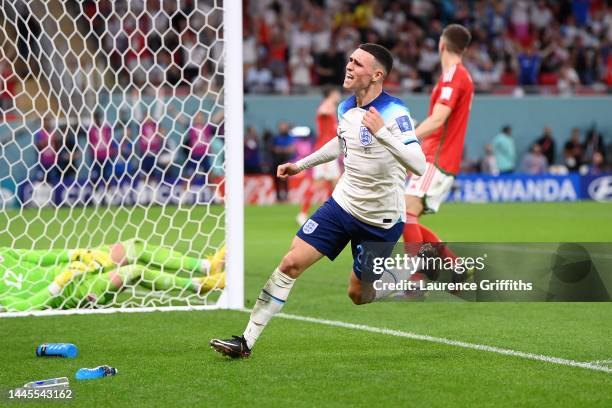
[589,360,612,365]
[250,310,612,375]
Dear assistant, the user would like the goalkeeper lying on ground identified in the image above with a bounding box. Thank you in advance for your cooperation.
[0,239,225,312]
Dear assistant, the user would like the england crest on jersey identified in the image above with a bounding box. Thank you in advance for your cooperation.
[359,126,372,146]
[302,219,318,234]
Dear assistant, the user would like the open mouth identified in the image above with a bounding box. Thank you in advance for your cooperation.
[345,74,354,80]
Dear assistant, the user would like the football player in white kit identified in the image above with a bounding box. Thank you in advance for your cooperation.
[211,43,426,358]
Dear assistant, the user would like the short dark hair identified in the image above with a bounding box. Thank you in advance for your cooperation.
[358,43,393,76]
[502,125,512,134]
[442,24,471,54]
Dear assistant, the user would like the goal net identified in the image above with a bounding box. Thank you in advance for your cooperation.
[0,0,243,315]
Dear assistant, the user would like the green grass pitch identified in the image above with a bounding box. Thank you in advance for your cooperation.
[2,202,612,406]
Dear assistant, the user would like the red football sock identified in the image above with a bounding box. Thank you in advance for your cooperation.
[403,212,423,255]
[300,183,313,214]
[419,224,457,261]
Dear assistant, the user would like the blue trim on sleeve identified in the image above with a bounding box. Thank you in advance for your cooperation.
[403,139,420,145]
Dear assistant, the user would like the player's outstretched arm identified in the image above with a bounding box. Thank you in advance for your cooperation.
[363,107,426,176]
[106,264,223,295]
[109,239,217,274]
[0,290,55,311]
[415,103,452,140]
[289,136,342,176]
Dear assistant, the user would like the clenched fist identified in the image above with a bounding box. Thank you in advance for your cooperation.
[362,106,385,135]
[277,163,301,179]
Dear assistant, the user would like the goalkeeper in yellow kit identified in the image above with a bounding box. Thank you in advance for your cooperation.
[0,239,225,312]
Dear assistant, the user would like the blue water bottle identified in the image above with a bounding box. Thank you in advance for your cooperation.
[75,365,118,380]
[36,343,78,358]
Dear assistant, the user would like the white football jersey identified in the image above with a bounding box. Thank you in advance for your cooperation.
[332,91,419,229]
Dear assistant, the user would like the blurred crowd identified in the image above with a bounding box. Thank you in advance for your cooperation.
[464,124,611,175]
[244,120,611,184]
[32,106,225,187]
[83,0,224,92]
[244,0,612,94]
[3,0,612,108]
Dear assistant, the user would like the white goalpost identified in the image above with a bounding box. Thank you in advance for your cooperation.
[223,0,244,311]
[0,0,243,316]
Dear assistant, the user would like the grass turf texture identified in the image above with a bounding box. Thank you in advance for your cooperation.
[1,202,612,406]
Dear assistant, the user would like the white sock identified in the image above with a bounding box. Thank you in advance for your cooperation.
[243,268,295,349]
[374,261,419,300]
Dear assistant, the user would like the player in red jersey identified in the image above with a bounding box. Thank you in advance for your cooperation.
[404,24,474,271]
[296,87,342,225]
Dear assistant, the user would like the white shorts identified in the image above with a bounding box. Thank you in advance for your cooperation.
[405,162,455,213]
[313,160,341,181]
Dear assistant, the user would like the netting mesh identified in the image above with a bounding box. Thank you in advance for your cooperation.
[0,0,228,313]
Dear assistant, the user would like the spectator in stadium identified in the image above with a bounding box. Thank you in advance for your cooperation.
[465,41,503,92]
[584,151,606,175]
[574,43,599,86]
[520,143,549,175]
[335,24,360,56]
[242,26,258,77]
[563,128,584,172]
[244,126,262,174]
[499,59,519,87]
[138,115,163,182]
[271,63,290,95]
[259,129,275,174]
[34,117,59,184]
[517,45,541,87]
[272,121,295,202]
[55,126,81,183]
[333,3,355,29]
[416,38,439,85]
[536,126,556,165]
[113,126,137,183]
[538,38,568,86]
[246,58,273,93]
[88,112,115,183]
[480,144,499,176]
[289,17,313,56]
[583,127,606,165]
[180,31,206,83]
[79,0,612,96]
[557,61,581,95]
[315,43,346,86]
[492,125,517,174]
[157,127,180,182]
[183,112,211,183]
[531,0,554,30]
[268,31,288,76]
[311,9,332,55]
[206,110,225,200]
[290,47,314,93]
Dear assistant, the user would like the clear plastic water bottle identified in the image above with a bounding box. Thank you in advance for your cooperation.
[75,365,118,380]
[36,343,78,358]
[23,377,70,388]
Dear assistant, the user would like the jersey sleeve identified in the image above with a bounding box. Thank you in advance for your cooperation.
[435,68,465,110]
[381,101,418,145]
